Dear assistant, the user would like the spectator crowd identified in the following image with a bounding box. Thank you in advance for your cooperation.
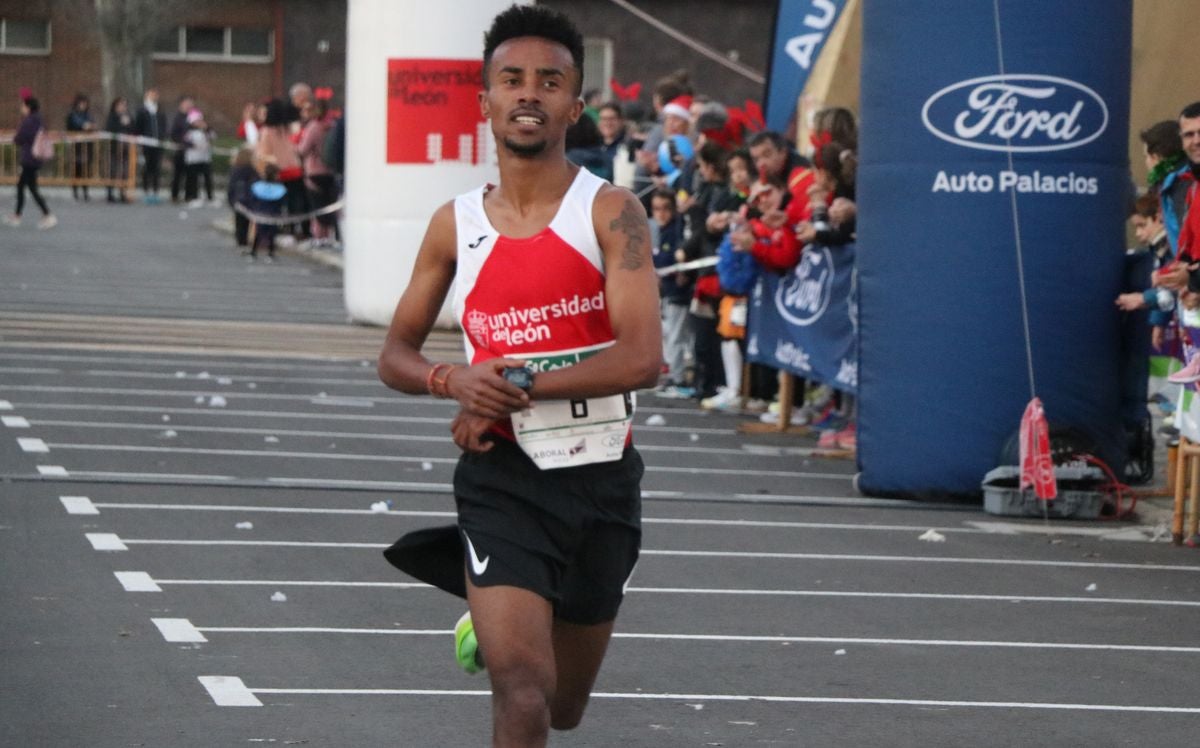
[6,81,345,263]
[577,70,860,451]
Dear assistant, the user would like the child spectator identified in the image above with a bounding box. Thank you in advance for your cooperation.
[227,148,258,250]
[183,110,216,209]
[248,164,287,262]
[1139,120,1189,252]
[732,181,799,273]
[1117,193,1175,351]
[649,187,694,397]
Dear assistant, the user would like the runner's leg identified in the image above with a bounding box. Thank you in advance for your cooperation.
[466,581,556,748]
[549,619,614,729]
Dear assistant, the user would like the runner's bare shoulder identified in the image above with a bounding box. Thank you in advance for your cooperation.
[591,183,652,271]
[420,199,459,266]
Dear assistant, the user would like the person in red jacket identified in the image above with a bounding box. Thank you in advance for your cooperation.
[729,180,800,273]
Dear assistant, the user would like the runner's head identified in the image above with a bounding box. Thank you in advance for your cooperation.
[481,5,585,159]
[483,5,584,95]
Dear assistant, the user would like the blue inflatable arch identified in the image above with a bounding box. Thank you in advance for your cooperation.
[855,0,1132,496]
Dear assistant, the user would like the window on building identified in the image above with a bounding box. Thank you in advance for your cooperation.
[154,26,274,62]
[186,27,226,56]
[582,38,613,102]
[1,18,51,55]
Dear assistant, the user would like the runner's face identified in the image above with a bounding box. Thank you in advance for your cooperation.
[481,36,583,158]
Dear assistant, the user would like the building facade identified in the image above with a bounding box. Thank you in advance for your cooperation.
[1,0,346,135]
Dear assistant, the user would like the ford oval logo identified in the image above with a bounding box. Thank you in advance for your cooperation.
[921,74,1108,153]
[775,247,834,327]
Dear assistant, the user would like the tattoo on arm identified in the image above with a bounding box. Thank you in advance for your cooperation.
[609,198,649,271]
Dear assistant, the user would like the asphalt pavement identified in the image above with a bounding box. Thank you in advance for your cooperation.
[3,194,1200,747]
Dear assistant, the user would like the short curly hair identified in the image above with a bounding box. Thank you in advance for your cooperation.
[483,4,584,94]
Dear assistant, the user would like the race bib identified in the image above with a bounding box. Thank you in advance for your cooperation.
[512,393,634,470]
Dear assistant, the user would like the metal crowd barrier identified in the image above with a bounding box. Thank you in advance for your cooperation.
[0,131,240,192]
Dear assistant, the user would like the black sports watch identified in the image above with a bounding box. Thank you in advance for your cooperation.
[502,366,534,393]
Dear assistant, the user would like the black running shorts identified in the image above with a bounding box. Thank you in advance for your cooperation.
[453,437,644,625]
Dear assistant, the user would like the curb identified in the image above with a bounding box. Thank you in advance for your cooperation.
[211,217,344,270]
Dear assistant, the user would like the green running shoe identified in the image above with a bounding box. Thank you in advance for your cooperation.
[454,611,485,674]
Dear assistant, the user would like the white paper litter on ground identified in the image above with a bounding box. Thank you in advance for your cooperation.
[645,414,666,426]
[193,396,205,404]
[264,436,280,443]
[421,461,433,471]
[689,433,700,442]
[235,522,253,530]
[208,396,227,407]
[160,430,177,438]
[196,372,210,379]
[161,415,170,422]
[174,372,187,379]
[918,529,946,543]
[370,501,390,513]
[1086,583,1098,592]
[217,377,233,385]
[270,592,287,602]
[834,649,847,655]
[247,383,258,389]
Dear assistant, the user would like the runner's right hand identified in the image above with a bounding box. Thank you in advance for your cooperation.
[450,410,496,453]
[446,358,530,419]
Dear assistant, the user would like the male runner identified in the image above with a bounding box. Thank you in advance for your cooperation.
[376,6,662,746]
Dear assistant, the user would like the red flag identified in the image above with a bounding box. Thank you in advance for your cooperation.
[1019,397,1057,500]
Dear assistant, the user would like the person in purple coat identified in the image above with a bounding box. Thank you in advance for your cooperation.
[4,97,56,229]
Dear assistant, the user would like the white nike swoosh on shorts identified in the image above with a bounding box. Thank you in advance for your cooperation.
[463,531,490,576]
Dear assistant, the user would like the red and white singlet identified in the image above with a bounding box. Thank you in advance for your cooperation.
[452,168,633,469]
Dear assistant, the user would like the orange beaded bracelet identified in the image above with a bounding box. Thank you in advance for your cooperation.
[425,363,451,397]
[433,365,458,398]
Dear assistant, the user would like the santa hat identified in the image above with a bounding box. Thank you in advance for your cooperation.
[661,95,693,121]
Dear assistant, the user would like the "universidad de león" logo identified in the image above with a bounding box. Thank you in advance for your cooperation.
[921,74,1108,153]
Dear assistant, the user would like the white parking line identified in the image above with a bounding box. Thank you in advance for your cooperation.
[1,386,733,422]
[17,438,49,453]
[113,573,1200,606]
[86,533,128,551]
[157,619,1200,654]
[198,678,1200,713]
[98,535,1200,573]
[2,416,30,428]
[60,496,99,514]
[11,402,736,436]
[198,676,261,707]
[114,571,161,591]
[84,500,973,532]
[152,618,207,643]
[0,351,381,372]
[26,419,813,458]
[36,465,68,476]
[44,442,852,481]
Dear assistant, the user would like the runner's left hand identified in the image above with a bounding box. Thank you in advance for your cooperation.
[446,358,530,418]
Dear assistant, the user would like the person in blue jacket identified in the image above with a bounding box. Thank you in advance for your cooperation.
[247,164,287,262]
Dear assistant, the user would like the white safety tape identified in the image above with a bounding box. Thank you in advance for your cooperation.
[233,198,344,227]
[0,131,239,158]
[655,256,717,276]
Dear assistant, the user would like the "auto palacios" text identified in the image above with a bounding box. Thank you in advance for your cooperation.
[931,169,1099,195]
